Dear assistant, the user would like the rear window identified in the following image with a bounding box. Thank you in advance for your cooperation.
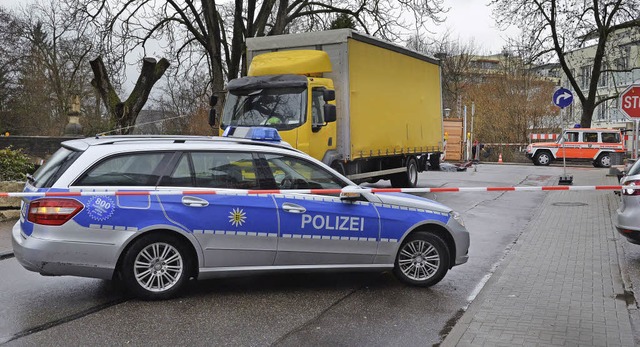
[31,147,81,188]
[74,153,168,186]
[583,132,598,142]
[601,132,620,143]
[159,152,259,189]
[628,160,640,176]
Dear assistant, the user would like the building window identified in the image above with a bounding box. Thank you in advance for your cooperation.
[581,66,591,90]
[596,99,607,121]
[598,71,607,87]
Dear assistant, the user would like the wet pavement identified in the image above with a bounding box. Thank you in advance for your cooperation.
[0,219,14,257]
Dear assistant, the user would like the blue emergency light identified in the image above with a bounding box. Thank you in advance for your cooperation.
[222,126,282,142]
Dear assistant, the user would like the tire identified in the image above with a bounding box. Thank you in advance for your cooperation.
[533,151,552,166]
[393,232,450,287]
[391,158,418,188]
[597,153,611,168]
[121,233,193,300]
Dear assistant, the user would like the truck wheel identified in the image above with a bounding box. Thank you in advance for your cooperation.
[393,232,450,287]
[391,158,418,188]
[533,151,552,166]
[121,233,194,300]
[596,153,611,168]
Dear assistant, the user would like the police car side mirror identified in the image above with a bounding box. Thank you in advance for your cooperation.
[340,191,361,201]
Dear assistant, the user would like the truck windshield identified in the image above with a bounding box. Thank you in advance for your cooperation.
[221,87,307,130]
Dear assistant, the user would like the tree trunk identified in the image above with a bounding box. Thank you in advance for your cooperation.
[580,101,596,128]
[90,56,170,134]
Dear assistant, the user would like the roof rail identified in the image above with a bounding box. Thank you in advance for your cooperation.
[89,134,299,152]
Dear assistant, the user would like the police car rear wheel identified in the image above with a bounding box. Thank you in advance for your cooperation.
[122,234,192,300]
[394,232,449,287]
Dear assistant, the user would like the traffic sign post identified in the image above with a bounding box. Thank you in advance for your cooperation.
[553,87,573,109]
[620,84,640,159]
[553,87,574,185]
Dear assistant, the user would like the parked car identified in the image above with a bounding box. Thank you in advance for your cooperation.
[525,128,625,167]
[12,127,470,300]
[615,158,640,243]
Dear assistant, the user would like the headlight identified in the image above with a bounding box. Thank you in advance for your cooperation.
[449,211,465,227]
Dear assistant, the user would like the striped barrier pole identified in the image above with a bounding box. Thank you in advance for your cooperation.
[0,185,636,198]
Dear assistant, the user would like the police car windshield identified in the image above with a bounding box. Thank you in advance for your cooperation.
[222,87,307,131]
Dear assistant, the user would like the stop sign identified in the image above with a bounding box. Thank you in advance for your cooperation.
[620,84,640,118]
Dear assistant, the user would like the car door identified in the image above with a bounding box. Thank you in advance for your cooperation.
[561,131,581,159]
[158,151,279,268]
[261,153,380,265]
[581,131,600,159]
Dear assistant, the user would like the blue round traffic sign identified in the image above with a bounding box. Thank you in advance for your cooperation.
[553,88,573,109]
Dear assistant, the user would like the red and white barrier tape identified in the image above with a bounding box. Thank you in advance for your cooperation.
[530,134,559,140]
[0,185,636,198]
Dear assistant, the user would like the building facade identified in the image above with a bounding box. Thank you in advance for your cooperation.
[559,26,640,129]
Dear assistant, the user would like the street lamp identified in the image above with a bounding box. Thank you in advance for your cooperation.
[444,108,451,118]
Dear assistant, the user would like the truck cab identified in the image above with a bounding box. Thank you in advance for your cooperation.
[219,51,338,164]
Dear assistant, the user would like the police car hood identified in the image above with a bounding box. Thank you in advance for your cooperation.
[374,192,451,213]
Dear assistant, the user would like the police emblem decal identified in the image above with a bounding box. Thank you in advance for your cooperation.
[229,208,247,227]
[86,196,115,221]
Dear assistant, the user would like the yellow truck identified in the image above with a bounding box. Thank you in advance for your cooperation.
[214,29,444,187]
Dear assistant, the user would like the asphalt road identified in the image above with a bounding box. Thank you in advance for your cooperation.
[0,164,569,346]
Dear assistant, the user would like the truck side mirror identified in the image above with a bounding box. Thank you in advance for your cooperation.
[323,89,335,102]
[324,104,336,123]
[208,109,217,127]
[209,95,218,106]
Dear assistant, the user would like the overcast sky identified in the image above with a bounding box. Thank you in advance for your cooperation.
[2,0,515,54]
[433,0,518,54]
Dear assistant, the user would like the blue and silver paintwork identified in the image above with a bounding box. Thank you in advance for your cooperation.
[12,136,469,281]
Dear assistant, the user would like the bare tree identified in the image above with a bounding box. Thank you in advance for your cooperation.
[408,31,477,118]
[90,56,170,134]
[0,1,108,135]
[491,0,640,127]
[69,0,447,120]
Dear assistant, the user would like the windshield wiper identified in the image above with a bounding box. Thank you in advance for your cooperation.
[230,89,263,124]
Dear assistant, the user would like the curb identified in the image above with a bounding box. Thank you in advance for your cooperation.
[0,251,13,260]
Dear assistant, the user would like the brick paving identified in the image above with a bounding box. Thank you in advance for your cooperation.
[443,170,635,346]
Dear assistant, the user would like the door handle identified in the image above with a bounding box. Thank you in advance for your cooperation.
[282,202,306,213]
[182,196,209,207]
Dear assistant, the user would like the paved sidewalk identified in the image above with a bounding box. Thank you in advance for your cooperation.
[443,170,635,346]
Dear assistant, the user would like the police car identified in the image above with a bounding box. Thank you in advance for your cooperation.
[12,127,469,300]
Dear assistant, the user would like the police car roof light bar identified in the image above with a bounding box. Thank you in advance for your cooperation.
[222,126,282,142]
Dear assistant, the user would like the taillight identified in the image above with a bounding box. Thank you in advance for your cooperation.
[622,180,640,196]
[27,199,84,226]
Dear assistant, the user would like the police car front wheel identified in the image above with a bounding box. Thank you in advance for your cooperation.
[393,232,450,287]
[121,233,194,300]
